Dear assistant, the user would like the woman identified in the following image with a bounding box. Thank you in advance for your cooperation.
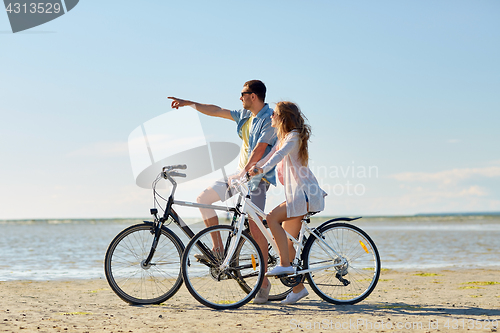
[250,101,327,305]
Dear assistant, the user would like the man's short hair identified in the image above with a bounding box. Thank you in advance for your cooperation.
[244,80,266,102]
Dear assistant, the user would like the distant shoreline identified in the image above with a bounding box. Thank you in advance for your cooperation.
[2,212,500,222]
[415,211,500,216]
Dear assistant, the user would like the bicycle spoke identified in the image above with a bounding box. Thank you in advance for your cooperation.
[304,223,380,304]
[105,223,184,304]
[182,226,264,309]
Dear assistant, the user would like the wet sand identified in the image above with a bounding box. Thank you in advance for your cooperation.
[1,269,499,332]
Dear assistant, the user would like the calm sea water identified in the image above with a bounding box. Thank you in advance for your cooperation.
[1,215,499,281]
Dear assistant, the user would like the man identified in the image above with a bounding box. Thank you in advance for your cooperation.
[168,80,276,304]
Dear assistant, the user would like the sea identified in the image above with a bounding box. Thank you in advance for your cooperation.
[1,214,499,281]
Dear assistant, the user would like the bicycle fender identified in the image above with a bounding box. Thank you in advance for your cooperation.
[316,217,362,231]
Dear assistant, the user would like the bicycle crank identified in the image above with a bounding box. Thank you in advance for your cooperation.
[279,274,305,287]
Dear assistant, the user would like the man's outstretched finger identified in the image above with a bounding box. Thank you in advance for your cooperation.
[167,97,175,108]
[168,96,187,109]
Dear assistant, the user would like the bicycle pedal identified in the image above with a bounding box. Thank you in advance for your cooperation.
[274,274,289,278]
[194,256,209,264]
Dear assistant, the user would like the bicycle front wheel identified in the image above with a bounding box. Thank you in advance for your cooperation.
[181,225,265,310]
[303,223,380,305]
[104,222,184,305]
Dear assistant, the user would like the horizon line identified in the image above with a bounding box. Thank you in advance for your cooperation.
[2,211,500,221]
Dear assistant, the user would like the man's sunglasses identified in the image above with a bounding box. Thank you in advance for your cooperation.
[241,92,254,97]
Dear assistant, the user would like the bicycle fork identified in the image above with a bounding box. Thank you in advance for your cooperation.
[141,218,164,269]
[220,221,245,271]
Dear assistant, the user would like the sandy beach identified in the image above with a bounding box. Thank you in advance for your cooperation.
[1,269,499,333]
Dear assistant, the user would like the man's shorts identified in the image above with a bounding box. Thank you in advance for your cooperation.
[211,173,270,211]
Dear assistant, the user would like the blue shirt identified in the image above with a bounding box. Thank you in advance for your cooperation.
[231,104,277,190]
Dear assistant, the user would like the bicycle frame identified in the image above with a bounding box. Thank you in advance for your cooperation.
[143,169,240,267]
[220,179,348,276]
[152,168,347,277]
[107,164,379,308]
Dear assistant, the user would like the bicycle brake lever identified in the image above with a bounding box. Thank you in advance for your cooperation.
[169,171,186,178]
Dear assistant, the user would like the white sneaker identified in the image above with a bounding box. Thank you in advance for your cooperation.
[265,265,294,276]
[281,288,309,305]
[253,283,272,304]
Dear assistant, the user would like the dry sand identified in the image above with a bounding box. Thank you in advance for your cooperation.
[1,269,499,333]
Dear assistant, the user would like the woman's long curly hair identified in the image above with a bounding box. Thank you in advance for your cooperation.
[274,101,311,166]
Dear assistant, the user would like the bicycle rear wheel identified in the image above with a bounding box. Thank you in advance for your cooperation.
[303,223,380,304]
[181,225,264,310]
[104,222,184,304]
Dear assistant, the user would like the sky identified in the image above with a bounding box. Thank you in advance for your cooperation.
[1,1,499,220]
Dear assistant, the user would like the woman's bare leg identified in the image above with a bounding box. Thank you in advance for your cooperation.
[267,202,302,267]
[282,219,305,293]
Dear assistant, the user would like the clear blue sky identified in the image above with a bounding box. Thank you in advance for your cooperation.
[1,1,499,219]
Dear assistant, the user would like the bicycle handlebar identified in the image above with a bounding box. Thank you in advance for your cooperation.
[169,171,186,178]
[161,165,188,179]
[163,164,187,171]
[160,165,188,184]
[230,173,252,188]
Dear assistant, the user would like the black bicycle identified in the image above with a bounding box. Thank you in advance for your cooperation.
[104,165,292,304]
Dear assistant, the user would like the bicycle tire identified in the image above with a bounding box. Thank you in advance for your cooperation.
[181,225,265,310]
[104,222,184,305]
[303,222,380,305]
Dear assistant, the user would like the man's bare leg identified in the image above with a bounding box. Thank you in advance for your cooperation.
[197,187,223,251]
[248,218,270,289]
[248,181,271,290]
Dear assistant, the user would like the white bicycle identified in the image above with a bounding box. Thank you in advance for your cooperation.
[181,174,381,309]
